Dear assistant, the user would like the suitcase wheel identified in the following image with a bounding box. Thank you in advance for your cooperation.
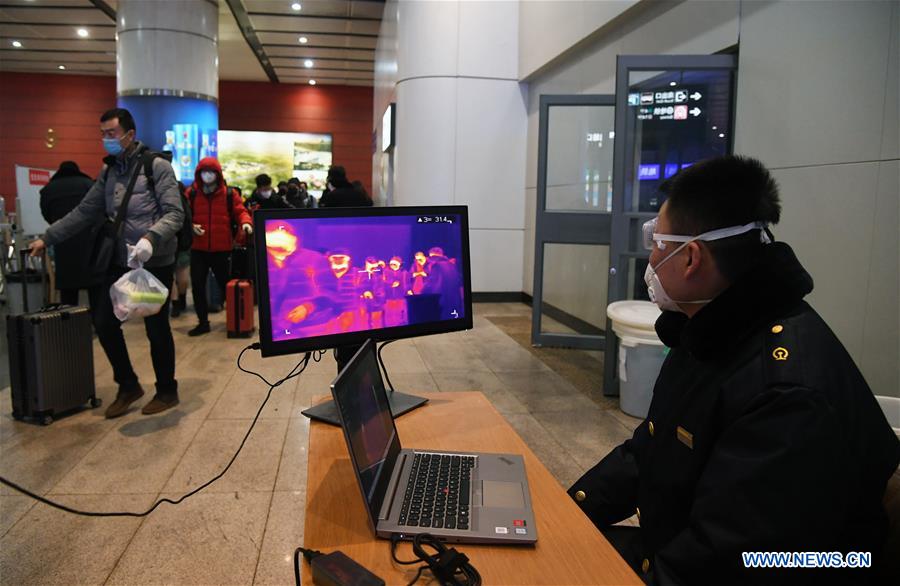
[12,411,23,421]
[90,397,103,409]
[40,415,53,426]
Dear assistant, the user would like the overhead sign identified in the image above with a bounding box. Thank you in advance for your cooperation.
[16,165,54,235]
[630,86,705,122]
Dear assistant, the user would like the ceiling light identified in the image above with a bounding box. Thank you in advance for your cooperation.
[309,80,316,86]
[298,36,308,44]
[58,65,66,70]
[291,2,302,10]
[711,126,717,130]
[77,28,89,38]
[718,133,725,138]
[304,59,313,68]
[669,81,677,86]
[11,40,22,48]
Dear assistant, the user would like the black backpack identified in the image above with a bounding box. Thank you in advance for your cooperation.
[103,148,194,252]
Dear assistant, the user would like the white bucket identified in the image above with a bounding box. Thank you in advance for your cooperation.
[875,395,900,438]
[607,301,666,418]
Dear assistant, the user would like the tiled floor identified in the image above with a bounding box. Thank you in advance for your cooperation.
[0,302,639,585]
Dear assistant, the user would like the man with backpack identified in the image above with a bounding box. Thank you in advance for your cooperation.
[184,157,252,336]
[29,108,185,418]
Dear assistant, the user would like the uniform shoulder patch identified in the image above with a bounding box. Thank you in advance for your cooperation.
[763,321,804,387]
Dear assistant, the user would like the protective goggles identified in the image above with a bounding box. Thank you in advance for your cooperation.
[642,217,771,251]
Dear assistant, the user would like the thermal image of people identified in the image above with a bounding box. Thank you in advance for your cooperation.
[411,251,428,295]
[383,256,411,327]
[423,247,464,320]
[265,224,333,339]
[262,215,467,342]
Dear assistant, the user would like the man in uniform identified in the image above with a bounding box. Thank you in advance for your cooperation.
[569,155,899,584]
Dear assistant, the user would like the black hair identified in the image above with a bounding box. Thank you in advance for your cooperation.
[287,177,301,185]
[661,155,781,281]
[100,108,136,133]
[255,174,272,187]
[327,165,348,185]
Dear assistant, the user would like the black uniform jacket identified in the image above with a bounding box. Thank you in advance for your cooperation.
[39,170,98,290]
[568,242,900,585]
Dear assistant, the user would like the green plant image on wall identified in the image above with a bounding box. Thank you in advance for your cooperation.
[219,131,333,197]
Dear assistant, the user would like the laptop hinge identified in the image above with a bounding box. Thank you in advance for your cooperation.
[379,451,408,521]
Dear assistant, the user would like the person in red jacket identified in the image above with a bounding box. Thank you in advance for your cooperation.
[185,157,252,336]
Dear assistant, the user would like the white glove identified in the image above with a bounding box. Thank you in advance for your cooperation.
[192,224,205,236]
[242,223,253,235]
[127,238,153,269]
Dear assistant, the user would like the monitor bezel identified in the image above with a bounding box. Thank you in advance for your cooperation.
[253,205,474,358]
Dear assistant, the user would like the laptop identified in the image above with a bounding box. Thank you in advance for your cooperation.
[330,339,538,545]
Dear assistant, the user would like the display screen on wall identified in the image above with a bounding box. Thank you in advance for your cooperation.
[218,131,333,196]
[382,103,395,152]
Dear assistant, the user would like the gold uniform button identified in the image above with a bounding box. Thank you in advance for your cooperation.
[642,558,650,573]
[771,324,784,334]
[574,490,586,502]
[648,421,655,436]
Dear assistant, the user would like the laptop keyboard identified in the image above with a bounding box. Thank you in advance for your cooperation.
[398,452,476,531]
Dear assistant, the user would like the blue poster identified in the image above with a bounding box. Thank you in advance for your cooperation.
[118,95,218,184]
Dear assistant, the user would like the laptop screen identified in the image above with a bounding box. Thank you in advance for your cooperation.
[331,341,401,524]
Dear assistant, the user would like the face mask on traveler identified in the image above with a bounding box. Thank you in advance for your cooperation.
[200,171,217,185]
[259,189,272,199]
[102,137,124,156]
[642,219,771,313]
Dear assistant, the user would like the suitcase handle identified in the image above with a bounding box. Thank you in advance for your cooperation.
[19,248,49,313]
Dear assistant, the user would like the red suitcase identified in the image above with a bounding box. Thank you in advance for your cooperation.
[226,279,255,338]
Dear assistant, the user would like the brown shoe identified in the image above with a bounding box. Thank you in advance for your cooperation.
[105,387,145,419]
[141,394,179,415]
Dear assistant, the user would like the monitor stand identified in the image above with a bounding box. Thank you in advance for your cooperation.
[301,341,429,426]
[301,391,429,426]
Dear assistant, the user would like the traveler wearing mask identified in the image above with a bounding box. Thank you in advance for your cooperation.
[185,157,252,336]
[29,108,184,417]
[568,155,899,585]
[285,178,316,208]
[246,173,289,212]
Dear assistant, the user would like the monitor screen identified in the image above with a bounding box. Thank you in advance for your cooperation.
[253,205,473,357]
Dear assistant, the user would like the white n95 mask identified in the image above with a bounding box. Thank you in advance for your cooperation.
[200,171,217,184]
[642,220,771,312]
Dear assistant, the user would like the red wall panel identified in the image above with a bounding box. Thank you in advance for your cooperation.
[0,73,116,209]
[0,72,373,211]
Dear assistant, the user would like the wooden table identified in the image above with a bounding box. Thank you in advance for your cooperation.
[303,391,642,585]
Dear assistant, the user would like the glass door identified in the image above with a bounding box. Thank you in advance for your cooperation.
[604,54,738,395]
[531,95,616,350]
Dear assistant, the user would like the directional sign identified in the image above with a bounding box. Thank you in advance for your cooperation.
[690,92,702,101]
[690,107,702,117]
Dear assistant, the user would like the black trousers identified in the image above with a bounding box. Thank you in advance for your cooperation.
[58,288,80,307]
[190,250,231,324]
[88,264,177,396]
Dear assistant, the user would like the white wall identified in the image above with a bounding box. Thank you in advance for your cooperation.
[733,0,899,397]
[373,0,527,292]
[520,0,898,396]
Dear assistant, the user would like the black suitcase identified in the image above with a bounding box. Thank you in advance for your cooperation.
[6,250,100,425]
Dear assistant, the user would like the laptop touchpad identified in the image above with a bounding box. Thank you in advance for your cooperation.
[482,480,525,508]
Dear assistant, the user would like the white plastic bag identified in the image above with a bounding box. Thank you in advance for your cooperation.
[110,267,169,321]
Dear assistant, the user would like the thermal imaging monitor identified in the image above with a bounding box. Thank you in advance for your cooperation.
[253,205,473,359]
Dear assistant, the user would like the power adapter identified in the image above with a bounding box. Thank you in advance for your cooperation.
[296,547,385,586]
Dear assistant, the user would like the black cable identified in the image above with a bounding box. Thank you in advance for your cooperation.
[0,343,310,518]
[294,546,323,586]
[390,533,481,586]
[377,339,397,393]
